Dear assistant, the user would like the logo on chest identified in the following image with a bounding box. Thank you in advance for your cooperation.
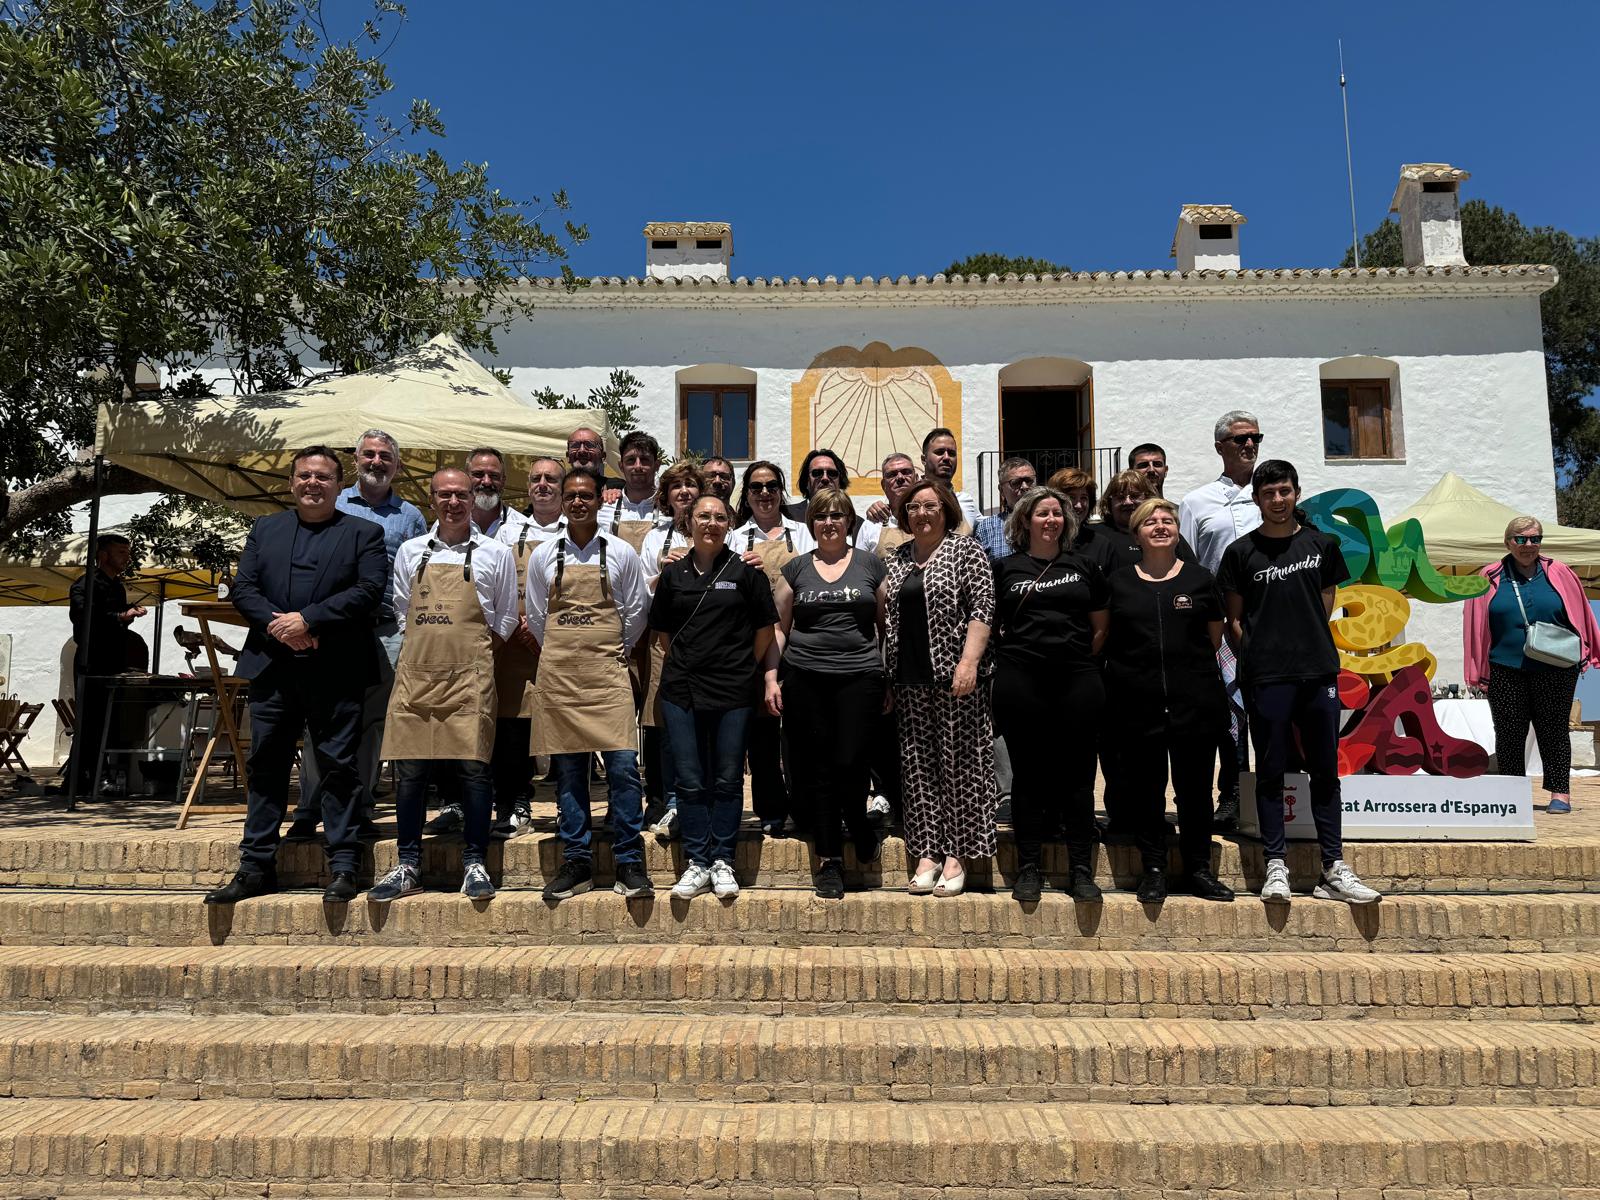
[1172,594,1193,610]
[556,611,596,627]
[414,612,454,626]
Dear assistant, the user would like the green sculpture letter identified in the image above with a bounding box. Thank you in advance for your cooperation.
[1301,489,1488,603]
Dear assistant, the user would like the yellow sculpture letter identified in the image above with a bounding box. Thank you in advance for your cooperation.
[1332,584,1437,683]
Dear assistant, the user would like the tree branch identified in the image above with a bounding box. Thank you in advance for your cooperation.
[0,461,171,543]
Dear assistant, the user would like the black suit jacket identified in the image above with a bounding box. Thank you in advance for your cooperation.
[231,509,387,684]
[68,568,131,677]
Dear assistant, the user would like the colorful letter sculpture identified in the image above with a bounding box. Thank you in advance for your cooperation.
[1303,488,1489,779]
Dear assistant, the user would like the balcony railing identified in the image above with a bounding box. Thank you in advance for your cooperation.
[976,447,1122,513]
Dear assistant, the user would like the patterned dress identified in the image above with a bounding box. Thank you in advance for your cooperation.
[883,533,998,860]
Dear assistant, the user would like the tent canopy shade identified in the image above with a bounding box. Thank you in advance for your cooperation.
[95,334,616,516]
[1393,471,1600,595]
[0,524,230,607]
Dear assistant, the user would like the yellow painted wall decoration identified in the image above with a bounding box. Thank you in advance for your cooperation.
[790,342,962,492]
[1331,583,1438,683]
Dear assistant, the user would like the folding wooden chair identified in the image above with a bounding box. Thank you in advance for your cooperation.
[0,701,43,775]
[51,697,77,737]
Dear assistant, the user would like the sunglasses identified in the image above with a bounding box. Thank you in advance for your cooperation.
[1226,433,1264,447]
[746,480,783,494]
[809,467,841,479]
[1512,534,1544,546]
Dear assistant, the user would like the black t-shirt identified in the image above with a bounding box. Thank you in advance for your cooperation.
[781,550,886,675]
[895,569,936,686]
[288,517,333,612]
[649,547,779,709]
[992,551,1108,672]
[1080,522,1197,575]
[1103,561,1227,735]
[1215,525,1349,685]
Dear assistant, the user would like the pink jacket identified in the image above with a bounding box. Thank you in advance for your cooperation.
[1462,555,1600,688]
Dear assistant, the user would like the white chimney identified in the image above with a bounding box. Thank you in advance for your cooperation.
[1171,205,1246,271]
[1389,163,1470,269]
[644,221,733,281]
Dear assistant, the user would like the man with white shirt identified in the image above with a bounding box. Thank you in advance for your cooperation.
[366,468,519,903]
[855,453,919,556]
[863,430,980,532]
[1178,409,1266,830]
[527,466,655,902]
[598,430,662,552]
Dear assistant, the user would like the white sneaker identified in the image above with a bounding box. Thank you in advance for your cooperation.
[1260,859,1291,904]
[672,863,712,898]
[650,807,679,840]
[460,861,496,901]
[710,859,740,899]
[1314,859,1382,905]
[866,794,892,825]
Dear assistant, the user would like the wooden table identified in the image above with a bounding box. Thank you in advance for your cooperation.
[175,601,250,828]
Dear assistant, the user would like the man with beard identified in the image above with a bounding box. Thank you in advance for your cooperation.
[285,429,425,842]
[465,447,527,540]
[1179,410,1266,832]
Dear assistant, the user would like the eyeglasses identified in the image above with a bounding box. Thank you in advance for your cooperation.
[746,480,782,494]
[1227,433,1264,447]
[432,490,471,503]
[905,501,943,516]
[1004,476,1037,490]
[693,512,730,525]
[809,467,841,480]
[567,440,600,452]
[1512,534,1544,546]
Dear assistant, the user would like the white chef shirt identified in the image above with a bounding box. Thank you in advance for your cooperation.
[472,504,525,540]
[638,522,691,579]
[499,513,564,547]
[731,515,816,555]
[524,530,651,652]
[598,492,659,532]
[392,527,519,641]
[1179,474,1265,574]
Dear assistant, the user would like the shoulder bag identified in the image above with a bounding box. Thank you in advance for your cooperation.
[1510,570,1582,668]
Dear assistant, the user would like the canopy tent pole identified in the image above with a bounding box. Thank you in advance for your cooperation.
[150,578,167,673]
[65,454,105,810]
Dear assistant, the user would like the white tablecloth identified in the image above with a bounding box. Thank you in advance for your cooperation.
[1433,699,1544,776]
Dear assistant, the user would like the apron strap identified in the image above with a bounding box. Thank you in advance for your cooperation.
[551,537,612,605]
[517,521,531,552]
[783,527,794,552]
[599,536,612,602]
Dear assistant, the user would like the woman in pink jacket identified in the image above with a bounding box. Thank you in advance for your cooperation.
[1463,516,1600,813]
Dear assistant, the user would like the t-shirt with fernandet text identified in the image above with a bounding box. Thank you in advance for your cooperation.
[1215,525,1349,685]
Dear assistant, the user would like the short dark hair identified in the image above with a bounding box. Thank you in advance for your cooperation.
[465,446,506,470]
[797,448,848,495]
[896,476,962,534]
[92,533,131,553]
[702,455,733,473]
[561,465,605,496]
[735,460,789,526]
[1129,443,1166,463]
[291,445,344,480]
[619,430,662,463]
[921,427,956,454]
[1250,459,1300,495]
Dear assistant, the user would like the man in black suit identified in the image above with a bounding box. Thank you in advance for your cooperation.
[205,445,387,905]
[66,533,146,795]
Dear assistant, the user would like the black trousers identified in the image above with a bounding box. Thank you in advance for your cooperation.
[748,710,791,825]
[1247,676,1341,866]
[1488,661,1580,793]
[239,664,365,874]
[868,711,902,813]
[994,663,1102,868]
[1098,734,1128,832]
[783,666,881,859]
[1121,725,1218,874]
[67,674,111,791]
[490,716,533,816]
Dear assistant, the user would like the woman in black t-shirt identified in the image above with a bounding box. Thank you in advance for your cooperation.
[769,487,889,898]
[991,485,1108,904]
[648,495,780,902]
[1104,497,1233,904]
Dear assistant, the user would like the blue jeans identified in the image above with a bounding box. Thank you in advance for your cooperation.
[395,759,492,867]
[662,700,751,868]
[552,750,644,865]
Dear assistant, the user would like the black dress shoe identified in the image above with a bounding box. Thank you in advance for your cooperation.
[1011,863,1043,903]
[281,818,320,843]
[1182,866,1236,902]
[1136,868,1168,904]
[1068,866,1103,902]
[323,871,360,903]
[204,870,277,905]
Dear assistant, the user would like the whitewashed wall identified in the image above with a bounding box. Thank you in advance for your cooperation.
[0,289,1554,760]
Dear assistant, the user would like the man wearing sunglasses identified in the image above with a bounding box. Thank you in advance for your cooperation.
[1179,410,1266,833]
[853,452,919,555]
[784,448,851,523]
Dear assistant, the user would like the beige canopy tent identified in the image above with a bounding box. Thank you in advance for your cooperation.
[94,333,613,515]
[1394,471,1600,595]
[0,523,235,608]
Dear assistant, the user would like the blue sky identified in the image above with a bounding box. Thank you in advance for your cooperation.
[377,0,1598,280]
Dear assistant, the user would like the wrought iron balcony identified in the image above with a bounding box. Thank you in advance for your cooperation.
[976,447,1123,513]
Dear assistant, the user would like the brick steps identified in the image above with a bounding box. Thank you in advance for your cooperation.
[5,887,1599,952]
[5,825,1595,894]
[0,1097,1595,1196]
[3,1012,1599,1106]
[6,944,1598,1020]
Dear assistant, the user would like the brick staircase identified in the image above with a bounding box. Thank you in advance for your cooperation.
[2,792,1600,1197]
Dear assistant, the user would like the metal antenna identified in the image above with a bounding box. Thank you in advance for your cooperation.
[1339,39,1361,268]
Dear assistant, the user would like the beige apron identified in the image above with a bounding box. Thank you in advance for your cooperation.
[638,528,689,729]
[744,526,798,592]
[381,543,498,763]
[529,540,637,755]
[493,522,553,718]
[874,525,912,561]
[610,497,658,555]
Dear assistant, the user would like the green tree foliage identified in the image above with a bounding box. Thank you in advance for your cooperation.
[1344,202,1600,524]
[943,252,1070,278]
[0,0,585,557]
[530,369,645,448]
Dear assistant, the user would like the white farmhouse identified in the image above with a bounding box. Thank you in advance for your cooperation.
[0,162,1559,761]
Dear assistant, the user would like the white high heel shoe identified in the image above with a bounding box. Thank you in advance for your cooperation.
[933,868,966,897]
[908,863,940,894]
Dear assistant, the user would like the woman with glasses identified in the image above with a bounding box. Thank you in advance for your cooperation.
[768,487,888,897]
[1085,470,1196,574]
[883,478,996,897]
[637,463,704,840]
[731,461,813,837]
[650,494,780,899]
[1464,516,1600,814]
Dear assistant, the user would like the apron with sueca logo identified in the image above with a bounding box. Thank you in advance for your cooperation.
[493,520,556,719]
[380,541,498,763]
[529,538,637,755]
